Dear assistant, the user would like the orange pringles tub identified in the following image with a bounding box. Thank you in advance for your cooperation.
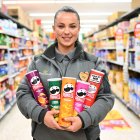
[58,77,76,127]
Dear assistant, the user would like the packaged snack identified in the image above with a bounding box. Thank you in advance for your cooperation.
[48,78,61,121]
[26,70,48,108]
[84,69,104,109]
[73,80,90,116]
[58,77,76,127]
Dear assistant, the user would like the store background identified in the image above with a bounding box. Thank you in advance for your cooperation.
[0,0,140,140]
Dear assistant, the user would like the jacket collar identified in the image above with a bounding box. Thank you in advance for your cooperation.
[43,41,84,60]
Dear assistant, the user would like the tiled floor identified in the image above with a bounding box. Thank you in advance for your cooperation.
[0,98,140,140]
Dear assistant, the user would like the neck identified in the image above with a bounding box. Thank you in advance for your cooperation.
[57,44,75,55]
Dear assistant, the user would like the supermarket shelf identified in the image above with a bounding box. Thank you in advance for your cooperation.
[0,30,32,41]
[0,60,8,65]
[19,55,33,61]
[19,47,33,50]
[84,7,140,38]
[9,72,20,78]
[0,90,9,99]
[129,48,135,52]
[107,60,124,66]
[9,48,19,51]
[0,11,32,31]
[0,105,11,120]
[0,46,8,49]
[129,67,140,73]
[0,75,8,82]
[112,88,140,119]
[93,36,115,42]
[127,105,140,118]
[96,47,116,50]
[0,99,17,121]
[19,67,27,72]
[124,29,134,34]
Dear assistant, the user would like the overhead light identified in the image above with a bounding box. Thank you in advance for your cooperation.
[80,12,112,16]
[41,20,53,24]
[94,0,132,3]
[30,13,55,17]
[43,25,53,29]
[81,19,107,23]
[3,0,132,4]
[3,0,93,4]
[30,12,112,17]
[81,25,98,28]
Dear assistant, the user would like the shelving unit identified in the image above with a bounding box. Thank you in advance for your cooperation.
[0,11,35,120]
[84,7,140,118]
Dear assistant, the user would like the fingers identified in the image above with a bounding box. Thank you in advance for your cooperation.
[50,109,59,115]
[44,110,65,130]
[64,117,74,122]
[63,116,82,132]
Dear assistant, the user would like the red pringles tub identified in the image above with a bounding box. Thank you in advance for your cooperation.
[84,69,105,109]
[26,70,48,108]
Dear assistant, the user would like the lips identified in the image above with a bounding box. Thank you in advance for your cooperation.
[62,37,71,41]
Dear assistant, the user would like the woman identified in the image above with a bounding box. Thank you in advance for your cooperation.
[16,6,114,140]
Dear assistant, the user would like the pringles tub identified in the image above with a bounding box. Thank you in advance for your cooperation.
[26,70,48,108]
[73,80,90,116]
[48,78,62,121]
[58,77,76,127]
[84,69,105,109]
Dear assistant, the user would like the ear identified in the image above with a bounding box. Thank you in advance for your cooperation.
[79,25,81,31]
[52,25,55,31]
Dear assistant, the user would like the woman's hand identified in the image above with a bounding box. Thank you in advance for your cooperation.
[64,116,83,132]
[44,109,64,130]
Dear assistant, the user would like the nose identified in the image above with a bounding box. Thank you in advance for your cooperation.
[64,27,70,34]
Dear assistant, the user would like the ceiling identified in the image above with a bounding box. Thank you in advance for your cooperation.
[3,0,133,34]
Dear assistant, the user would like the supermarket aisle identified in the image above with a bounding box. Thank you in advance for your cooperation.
[0,98,140,140]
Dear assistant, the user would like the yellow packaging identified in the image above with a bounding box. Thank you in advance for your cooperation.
[58,77,76,127]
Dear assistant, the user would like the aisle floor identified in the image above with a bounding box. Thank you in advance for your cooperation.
[0,98,140,140]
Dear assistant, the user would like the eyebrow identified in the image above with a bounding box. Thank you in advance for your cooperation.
[56,22,78,25]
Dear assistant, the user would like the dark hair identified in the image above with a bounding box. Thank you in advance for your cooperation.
[54,6,80,24]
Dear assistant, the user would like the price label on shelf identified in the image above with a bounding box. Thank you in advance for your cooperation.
[134,23,140,39]
[134,23,140,70]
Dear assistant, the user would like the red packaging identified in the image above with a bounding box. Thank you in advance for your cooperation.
[84,69,104,109]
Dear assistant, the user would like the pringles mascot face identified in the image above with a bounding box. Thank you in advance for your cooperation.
[76,89,87,98]
[30,76,47,105]
[30,76,40,86]
[63,83,74,98]
[88,84,97,94]
[50,86,60,95]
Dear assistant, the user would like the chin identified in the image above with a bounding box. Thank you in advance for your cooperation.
[61,43,73,47]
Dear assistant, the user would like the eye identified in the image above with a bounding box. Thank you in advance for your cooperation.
[58,25,64,29]
[70,25,76,28]
[70,87,73,90]
[56,89,59,92]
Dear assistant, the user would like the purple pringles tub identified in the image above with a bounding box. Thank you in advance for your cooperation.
[26,70,48,108]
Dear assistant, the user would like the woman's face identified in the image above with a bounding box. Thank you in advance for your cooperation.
[53,12,80,48]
